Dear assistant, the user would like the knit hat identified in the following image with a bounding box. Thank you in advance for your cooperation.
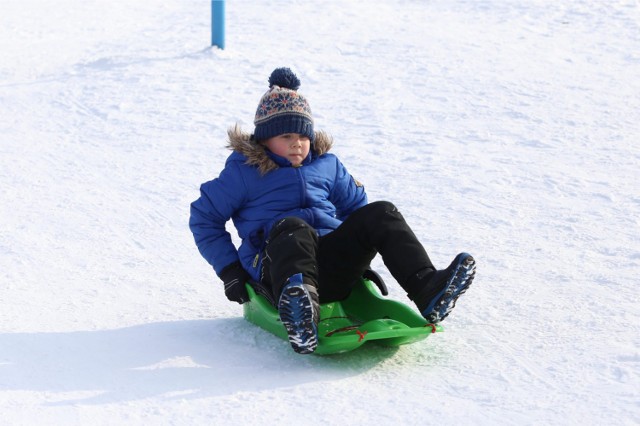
[253,67,315,142]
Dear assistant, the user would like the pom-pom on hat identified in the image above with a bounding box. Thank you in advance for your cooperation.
[253,67,315,142]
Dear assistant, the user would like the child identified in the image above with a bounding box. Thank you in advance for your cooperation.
[189,67,476,354]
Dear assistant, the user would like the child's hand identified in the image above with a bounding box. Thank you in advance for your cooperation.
[219,261,250,304]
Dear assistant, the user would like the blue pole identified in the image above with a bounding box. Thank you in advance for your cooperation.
[211,0,225,49]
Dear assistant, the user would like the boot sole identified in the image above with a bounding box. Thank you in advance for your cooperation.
[278,282,318,354]
[423,253,476,323]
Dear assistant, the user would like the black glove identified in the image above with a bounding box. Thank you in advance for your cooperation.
[219,261,250,304]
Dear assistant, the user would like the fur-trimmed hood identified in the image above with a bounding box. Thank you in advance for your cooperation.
[226,124,334,175]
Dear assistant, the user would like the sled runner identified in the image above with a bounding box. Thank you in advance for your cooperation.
[243,276,443,355]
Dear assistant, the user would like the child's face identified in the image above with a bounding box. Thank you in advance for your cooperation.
[263,133,311,167]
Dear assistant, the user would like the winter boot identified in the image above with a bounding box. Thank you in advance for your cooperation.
[278,273,320,354]
[412,253,476,323]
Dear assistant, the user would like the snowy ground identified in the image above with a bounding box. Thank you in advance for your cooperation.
[1,0,639,424]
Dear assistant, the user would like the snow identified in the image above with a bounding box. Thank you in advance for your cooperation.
[1,0,639,424]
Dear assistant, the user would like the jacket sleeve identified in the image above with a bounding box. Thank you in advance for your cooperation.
[329,157,368,221]
[189,161,247,277]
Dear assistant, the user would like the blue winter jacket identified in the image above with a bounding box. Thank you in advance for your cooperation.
[189,126,368,282]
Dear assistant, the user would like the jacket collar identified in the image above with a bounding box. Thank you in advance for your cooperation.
[227,124,334,175]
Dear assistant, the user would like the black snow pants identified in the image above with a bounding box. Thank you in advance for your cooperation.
[261,201,434,304]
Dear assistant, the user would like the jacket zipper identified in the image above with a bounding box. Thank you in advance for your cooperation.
[296,167,307,207]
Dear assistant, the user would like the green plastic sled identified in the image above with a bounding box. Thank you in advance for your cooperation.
[243,279,443,355]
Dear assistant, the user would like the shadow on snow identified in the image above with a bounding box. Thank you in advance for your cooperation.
[0,318,400,405]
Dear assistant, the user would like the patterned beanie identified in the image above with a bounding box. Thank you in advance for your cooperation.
[253,67,315,142]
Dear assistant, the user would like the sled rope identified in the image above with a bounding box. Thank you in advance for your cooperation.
[424,323,437,333]
[319,315,351,323]
[324,326,368,341]
[325,325,360,337]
